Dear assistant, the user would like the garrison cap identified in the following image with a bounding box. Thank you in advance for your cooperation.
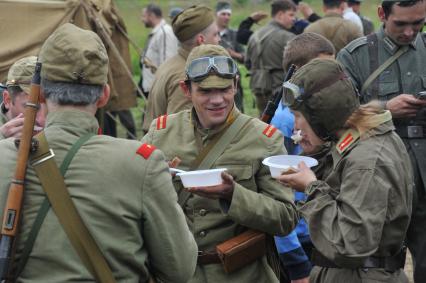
[186,44,234,89]
[172,5,215,42]
[6,56,37,94]
[216,2,232,13]
[286,58,359,140]
[39,23,108,85]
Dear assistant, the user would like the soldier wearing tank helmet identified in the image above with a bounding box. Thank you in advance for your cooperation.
[278,58,413,283]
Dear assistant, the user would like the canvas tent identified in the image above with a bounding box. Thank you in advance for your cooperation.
[0,0,136,111]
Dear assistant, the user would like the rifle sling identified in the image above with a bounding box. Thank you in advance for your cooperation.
[22,132,116,283]
[177,114,252,207]
[361,43,408,96]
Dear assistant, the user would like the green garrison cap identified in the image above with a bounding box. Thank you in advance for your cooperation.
[6,56,37,94]
[186,44,234,89]
[287,58,360,140]
[39,23,108,85]
[172,5,215,42]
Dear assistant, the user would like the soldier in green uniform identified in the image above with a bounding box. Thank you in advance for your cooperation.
[278,58,413,283]
[304,0,363,53]
[245,0,296,114]
[142,44,298,283]
[142,5,220,134]
[0,23,197,282]
[0,56,45,140]
[337,1,426,281]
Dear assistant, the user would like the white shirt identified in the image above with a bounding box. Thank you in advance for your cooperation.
[141,19,178,93]
[343,7,363,35]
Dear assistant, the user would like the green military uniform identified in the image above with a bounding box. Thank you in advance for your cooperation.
[245,21,295,113]
[0,23,198,282]
[142,107,298,283]
[337,26,426,282]
[0,112,7,140]
[142,5,215,134]
[304,12,363,52]
[284,59,412,283]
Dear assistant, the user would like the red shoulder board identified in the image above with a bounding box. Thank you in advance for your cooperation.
[336,129,360,154]
[136,143,157,159]
[262,125,278,138]
[156,115,168,130]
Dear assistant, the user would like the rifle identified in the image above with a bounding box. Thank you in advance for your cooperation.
[260,64,296,124]
[0,62,42,282]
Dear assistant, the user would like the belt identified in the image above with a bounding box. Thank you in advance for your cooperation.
[395,125,426,138]
[197,251,221,265]
[311,248,406,272]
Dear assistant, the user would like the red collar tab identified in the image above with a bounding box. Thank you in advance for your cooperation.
[156,115,168,130]
[263,124,278,138]
[336,129,360,154]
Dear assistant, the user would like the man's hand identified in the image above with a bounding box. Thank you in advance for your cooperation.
[226,48,244,62]
[292,277,310,283]
[277,162,316,192]
[187,171,235,201]
[0,113,25,138]
[385,94,426,118]
[250,11,268,23]
[298,3,314,19]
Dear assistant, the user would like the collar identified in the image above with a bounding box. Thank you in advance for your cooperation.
[190,105,239,138]
[378,26,419,54]
[324,12,343,19]
[178,47,190,60]
[362,111,394,139]
[335,128,360,155]
[270,20,285,30]
[151,19,166,35]
[45,110,99,136]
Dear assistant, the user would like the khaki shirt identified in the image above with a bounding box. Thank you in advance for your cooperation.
[300,117,412,282]
[142,47,192,133]
[0,110,197,283]
[0,112,8,140]
[142,108,298,283]
[304,12,362,53]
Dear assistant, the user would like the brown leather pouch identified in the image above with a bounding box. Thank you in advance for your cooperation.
[216,229,266,273]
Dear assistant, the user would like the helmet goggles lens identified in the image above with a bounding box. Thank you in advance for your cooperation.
[282,81,306,107]
[186,56,237,82]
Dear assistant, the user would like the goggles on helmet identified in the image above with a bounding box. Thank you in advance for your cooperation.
[186,56,237,82]
[282,81,309,107]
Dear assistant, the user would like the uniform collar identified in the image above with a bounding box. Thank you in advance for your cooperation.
[178,47,190,60]
[191,105,239,138]
[45,109,99,136]
[270,20,285,30]
[378,26,419,54]
[324,12,343,19]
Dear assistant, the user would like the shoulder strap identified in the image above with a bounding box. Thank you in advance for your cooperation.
[178,115,252,207]
[361,38,408,96]
[15,132,94,277]
[29,133,116,283]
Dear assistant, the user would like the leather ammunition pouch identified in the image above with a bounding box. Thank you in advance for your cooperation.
[215,230,266,273]
[311,247,406,273]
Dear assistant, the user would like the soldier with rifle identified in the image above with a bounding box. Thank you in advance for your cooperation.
[0,23,197,283]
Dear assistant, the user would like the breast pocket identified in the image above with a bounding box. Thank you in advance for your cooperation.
[378,76,399,100]
[219,164,255,191]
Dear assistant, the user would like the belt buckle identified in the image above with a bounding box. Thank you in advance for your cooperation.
[407,126,423,138]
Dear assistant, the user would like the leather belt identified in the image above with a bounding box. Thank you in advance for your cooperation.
[197,251,221,265]
[395,125,426,138]
[311,248,406,272]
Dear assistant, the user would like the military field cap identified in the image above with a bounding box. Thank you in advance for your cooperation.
[216,2,232,13]
[39,23,108,85]
[286,58,360,140]
[186,44,235,89]
[172,5,215,42]
[6,56,37,94]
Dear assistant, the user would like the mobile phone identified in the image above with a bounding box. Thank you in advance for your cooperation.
[416,91,426,100]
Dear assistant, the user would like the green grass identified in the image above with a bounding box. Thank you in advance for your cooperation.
[113,0,383,138]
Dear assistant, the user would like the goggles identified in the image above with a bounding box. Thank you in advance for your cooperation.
[186,56,237,82]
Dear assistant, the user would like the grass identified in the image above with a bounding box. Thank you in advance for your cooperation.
[113,0,383,138]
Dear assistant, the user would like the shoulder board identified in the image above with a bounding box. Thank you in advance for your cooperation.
[336,129,360,155]
[345,36,368,53]
[136,143,157,159]
[156,115,168,130]
[262,124,278,138]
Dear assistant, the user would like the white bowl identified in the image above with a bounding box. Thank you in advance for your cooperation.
[177,168,227,188]
[262,155,318,178]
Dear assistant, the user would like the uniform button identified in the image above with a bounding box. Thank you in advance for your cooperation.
[199,209,207,216]
[407,72,412,76]
[414,142,419,147]
[199,231,206,237]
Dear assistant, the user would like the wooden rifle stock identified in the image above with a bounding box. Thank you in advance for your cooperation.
[260,64,296,124]
[0,62,42,282]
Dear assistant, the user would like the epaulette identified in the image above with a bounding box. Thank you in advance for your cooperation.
[136,143,157,159]
[336,129,360,155]
[345,36,368,53]
[262,124,278,138]
[156,115,167,130]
